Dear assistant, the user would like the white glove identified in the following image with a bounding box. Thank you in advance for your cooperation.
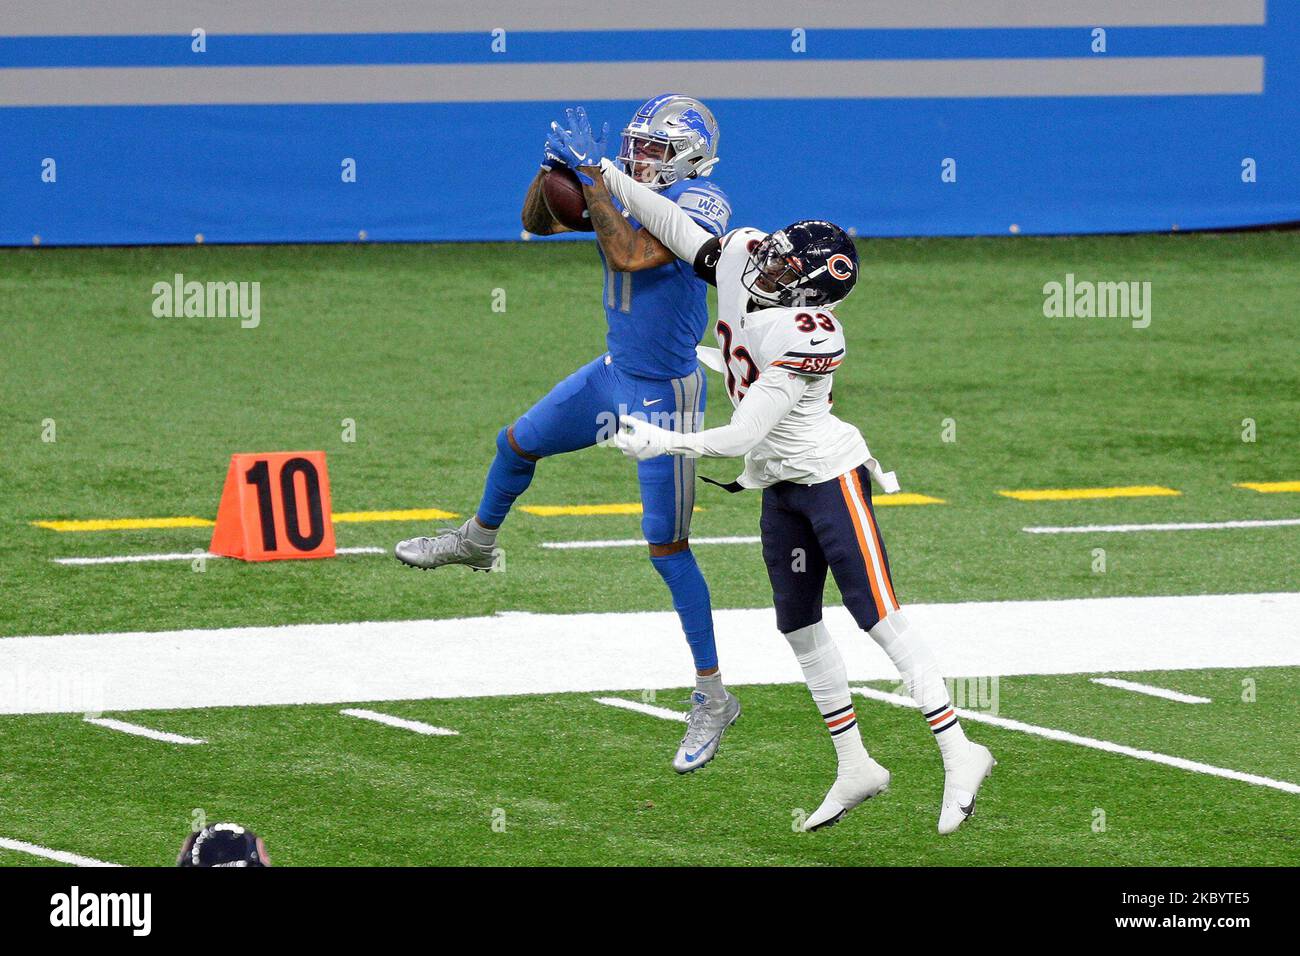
[695,345,726,375]
[613,413,676,461]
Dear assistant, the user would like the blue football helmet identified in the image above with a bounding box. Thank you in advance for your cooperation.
[617,93,720,190]
[742,221,859,308]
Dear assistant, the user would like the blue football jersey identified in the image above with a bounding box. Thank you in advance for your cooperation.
[599,177,732,380]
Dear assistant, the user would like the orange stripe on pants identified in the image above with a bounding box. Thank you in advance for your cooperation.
[839,474,888,622]
[851,469,900,611]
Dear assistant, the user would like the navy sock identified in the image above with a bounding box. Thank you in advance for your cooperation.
[475,427,537,527]
[649,548,718,672]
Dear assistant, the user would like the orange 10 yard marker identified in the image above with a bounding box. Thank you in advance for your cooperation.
[209,451,336,560]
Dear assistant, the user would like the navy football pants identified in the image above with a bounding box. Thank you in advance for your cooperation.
[760,464,900,635]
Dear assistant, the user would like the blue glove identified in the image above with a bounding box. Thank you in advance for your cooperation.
[546,106,609,185]
[540,137,566,171]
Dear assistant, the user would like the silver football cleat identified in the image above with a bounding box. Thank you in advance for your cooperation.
[394,521,501,572]
[672,690,741,773]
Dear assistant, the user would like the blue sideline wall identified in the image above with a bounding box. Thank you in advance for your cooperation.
[0,1,1296,246]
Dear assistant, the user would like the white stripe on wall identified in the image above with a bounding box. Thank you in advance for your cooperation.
[0,57,1264,108]
[0,2,1267,36]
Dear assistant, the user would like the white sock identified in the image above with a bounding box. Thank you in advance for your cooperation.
[465,516,498,548]
[867,612,969,769]
[695,671,726,705]
[784,620,869,772]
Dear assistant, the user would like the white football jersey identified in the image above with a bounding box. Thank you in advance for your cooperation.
[710,227,885,488]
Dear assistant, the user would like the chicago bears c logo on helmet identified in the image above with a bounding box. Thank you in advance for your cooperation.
[827,254,855,280]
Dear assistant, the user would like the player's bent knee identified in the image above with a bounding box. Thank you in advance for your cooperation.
[775,604,821,635]
[843,587,885,633]
[648,538,689,558]
[502,423,541,462]
[641,513,679,549]
[868,610,909,640]
[772,585,822,633]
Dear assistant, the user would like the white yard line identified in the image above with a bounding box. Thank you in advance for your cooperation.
[339,708,459,736]
[542,536,760,550]
[1024,518,1300,535]
[1090,677,1211,704]
[594,697,688,722]
[2,593,1297,715]
[0,836,121,867]
[54,546,385,566]
[83,716,206,744]
[852,686,1300,796]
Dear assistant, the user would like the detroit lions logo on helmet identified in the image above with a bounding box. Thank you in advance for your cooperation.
[676,108,715,150]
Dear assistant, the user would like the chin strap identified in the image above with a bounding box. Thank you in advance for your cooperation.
[693,157,720,177]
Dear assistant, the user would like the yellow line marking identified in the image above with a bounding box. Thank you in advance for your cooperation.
[332,508,459,523]
[34,517,215,532]
[34,494,945,532]
[998,486,1181,502]
[35,508,460,532]
[1235,481,1300,493]
[875,493,945,506]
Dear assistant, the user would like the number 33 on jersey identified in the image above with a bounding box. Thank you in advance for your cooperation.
[701,226,869,488]
[713,227,844,398]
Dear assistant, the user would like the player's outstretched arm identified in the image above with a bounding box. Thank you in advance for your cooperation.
[615,368,808,461]
[593,158,712,266]
[581,179,676,271]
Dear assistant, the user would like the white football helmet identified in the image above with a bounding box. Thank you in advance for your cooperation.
[617,93,720,190]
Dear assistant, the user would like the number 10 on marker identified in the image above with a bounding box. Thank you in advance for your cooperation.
[209,451,337,560]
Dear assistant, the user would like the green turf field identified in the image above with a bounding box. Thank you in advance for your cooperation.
[0,669,1295,867]
[1,233,1297,866]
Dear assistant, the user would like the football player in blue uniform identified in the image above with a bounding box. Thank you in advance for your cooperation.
[396,96,739,773]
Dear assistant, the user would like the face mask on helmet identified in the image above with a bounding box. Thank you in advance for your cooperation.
[742,232,814,306]
[618,134,674,187]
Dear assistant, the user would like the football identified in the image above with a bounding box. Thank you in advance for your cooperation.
[541,166,594,231]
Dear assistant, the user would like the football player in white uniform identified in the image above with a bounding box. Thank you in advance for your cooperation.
[549,114,995,835]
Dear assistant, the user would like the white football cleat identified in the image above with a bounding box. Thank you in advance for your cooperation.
[802,757,891,832]
[937,741,996,835]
